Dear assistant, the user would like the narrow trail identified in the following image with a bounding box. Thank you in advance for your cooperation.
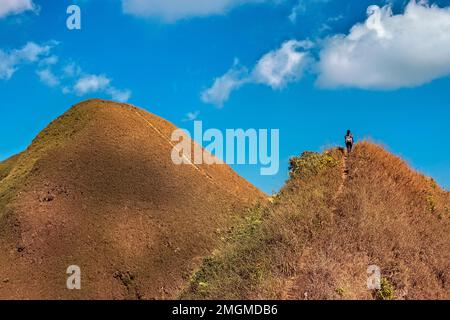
[334,154,349,200]
[282,153,349,300]
[128,106,214,181]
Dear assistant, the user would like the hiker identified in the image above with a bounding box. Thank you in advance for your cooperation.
[345,130,354,154]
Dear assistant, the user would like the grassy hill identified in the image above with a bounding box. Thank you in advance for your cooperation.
[0,99,264,299]
[181,142,450,300]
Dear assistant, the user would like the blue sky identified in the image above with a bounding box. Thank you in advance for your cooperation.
[1,0,449,194]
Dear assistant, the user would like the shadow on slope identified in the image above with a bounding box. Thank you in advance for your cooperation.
[0,99,265,299]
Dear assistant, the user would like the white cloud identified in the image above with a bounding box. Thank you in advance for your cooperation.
[253,40,312,88]
[106,87,132,102]
[15,42,52,62]
[0,41,131,102]
[0,51,17,80]
[201,60,249,107]
[202,41,312,106]
[183,111,200,122]
[40,55,59,66]
[72,73,131,102]
[0,0,35,18]
[74,74,111,95]
[316,1,450,89]
[56,62,132,102]
[37,68,59,87]
[122,0,267,22]
[289,0,331,24]
[0,42,53,80]
[289,1,305,23]
[62,63,82,78]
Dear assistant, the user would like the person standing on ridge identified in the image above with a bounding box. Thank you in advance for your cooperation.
[345,130,354,154]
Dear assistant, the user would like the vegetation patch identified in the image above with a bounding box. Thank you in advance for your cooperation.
[426,195,437,213]
[289,151,339,179]
[376,278,395,300]
[181,149,343,299]
[182,204,269,299]
[335,287,345,297]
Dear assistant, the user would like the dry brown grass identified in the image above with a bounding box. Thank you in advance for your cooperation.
[182,142,450,300]
[314,142,450,300]
[181,148,344,299]
[0,99,264,299]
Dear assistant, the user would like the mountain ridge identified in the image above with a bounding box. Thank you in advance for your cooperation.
[182,142,450,300]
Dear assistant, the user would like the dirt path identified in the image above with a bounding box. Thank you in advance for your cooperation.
[282,153,349,300]
[334,154,349,200]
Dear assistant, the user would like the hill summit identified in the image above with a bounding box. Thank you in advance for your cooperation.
[0,99,264,299]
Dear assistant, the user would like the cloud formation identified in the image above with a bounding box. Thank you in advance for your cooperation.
[317,1,450,89]
[0,0,35,18]
[122,0,267,22]
[106,87,132,103]
[0,42,53,80]
[201,60,249,107]
[74,75,111,95]
[253,40,312,88]
[72,74,132,102]
[36,68,60,87]
[0,42,131,102]
[288,0,305,23]
[203,1,450,107]
[202,41,312,106]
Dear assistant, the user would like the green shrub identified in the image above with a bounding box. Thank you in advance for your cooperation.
[335,287,345,297]
[426,195,436,213]
[289,151,339,179]
[376,278,395,300]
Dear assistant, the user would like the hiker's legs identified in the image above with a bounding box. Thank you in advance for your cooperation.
[346,143,352,154]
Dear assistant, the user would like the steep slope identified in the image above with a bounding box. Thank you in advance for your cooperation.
[0,99,265,299]
[182,142,450,300]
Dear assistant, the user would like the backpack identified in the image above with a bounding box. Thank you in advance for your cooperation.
[345,135,353,143]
